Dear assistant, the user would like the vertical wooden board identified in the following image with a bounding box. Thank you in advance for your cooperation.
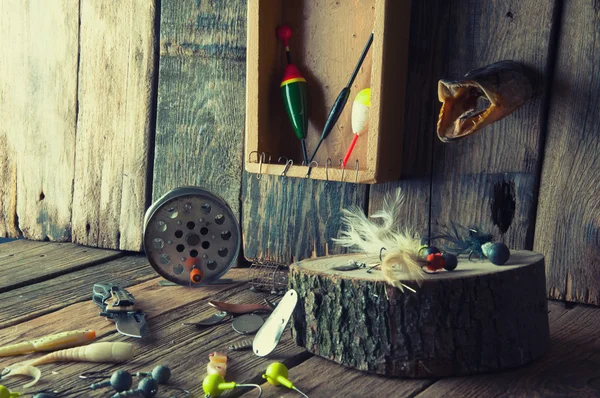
[241,2,370,263]
[428,1,557,249]
[72,0,156,251]
[368,0,448,231]
[243,173,368,263]
[0,0,78,241]
[152,0,246,219]
[534,2,600,306]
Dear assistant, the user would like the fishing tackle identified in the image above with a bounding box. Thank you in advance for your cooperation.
[332,259,366,271]
[207,352,228,378]
[112,378,158,398]
[28,342,134,366]
[232,314,264,335]
[419,245,458,272]
[253,290,298,357]
[419,246,440,258]
[208,301,273,315]
[423,253,446,273]
[89,370,133,392]
[248,259,289,295]
[202,374,262,398]
[262,362,310,398]
[0,366,41,388]
[135,365,171,384]
[0,330,96,357]
[437,60,534,141]
[67,370,133,396]
[136,365,190,397]
[277,25,309,164]
[429,224,511,264]
[481,242,510,265]
[333,190,423,292]
[342,88,371,168]
[429,224,493,260]
[143,187,241,288]
[182,311,230,328]
[280,158,293,177]
[2,342,134,388]
[303,160,318,179]
[442,253,458,270]
[227,339,253,351]
[309,32,374,163]
[0,385,20,398]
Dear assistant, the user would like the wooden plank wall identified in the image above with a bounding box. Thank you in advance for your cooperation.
[534,0,600,305]
[152,0,246,219]
[1,0,599,306]
[72,1,156,250]
[0,0,79,241]
[370,0,557,255]
[0,0,157,251]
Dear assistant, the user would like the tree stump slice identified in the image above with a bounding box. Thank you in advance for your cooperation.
[289,251,549,377]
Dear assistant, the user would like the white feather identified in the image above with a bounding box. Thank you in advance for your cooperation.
[333,190,424,291]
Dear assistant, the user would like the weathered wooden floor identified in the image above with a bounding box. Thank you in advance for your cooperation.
[0,240,598,397]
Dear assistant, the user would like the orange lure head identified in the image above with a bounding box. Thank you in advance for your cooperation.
[437,60,535,142]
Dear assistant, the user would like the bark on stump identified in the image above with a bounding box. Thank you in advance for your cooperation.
[289,251,549,377]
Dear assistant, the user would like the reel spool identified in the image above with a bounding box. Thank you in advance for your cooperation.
[143,187,241,287]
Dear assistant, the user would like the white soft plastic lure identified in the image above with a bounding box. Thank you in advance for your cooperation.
[0,330,96,357]
[2,342,135,388]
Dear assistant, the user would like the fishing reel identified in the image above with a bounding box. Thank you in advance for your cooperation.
[143,187,241,287]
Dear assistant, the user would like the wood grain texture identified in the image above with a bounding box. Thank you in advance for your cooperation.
[415,301,600,398]
[153,0,246,218]
[367,0,446,233]
[72,0,156,251]
[242,175,368,263]
[0,255,156,328]
[239,356,434,398]
[428,0,557,250]
[0,269,306,397]
[290,252,549,377]
[242,0,370,263]
[372,0,557,251]
[0,268,249,361]
[534,2,600,306]
[0,0,78,241]
[0,240,123,293]
[1,242,600,397]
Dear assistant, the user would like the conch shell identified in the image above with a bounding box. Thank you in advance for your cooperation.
[437,60,534,141]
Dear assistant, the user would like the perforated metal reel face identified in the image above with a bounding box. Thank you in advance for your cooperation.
[143,187,241,287]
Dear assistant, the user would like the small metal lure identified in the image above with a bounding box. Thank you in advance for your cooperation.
[253,289,298,357]
[232,314,264,335]
[332,259,366,271]
[182,311,230,327]
[228,339,253,351]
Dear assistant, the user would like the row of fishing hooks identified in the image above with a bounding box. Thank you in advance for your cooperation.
[248,151,360,186]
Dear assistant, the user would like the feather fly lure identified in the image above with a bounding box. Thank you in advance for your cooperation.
[333,191,424,291]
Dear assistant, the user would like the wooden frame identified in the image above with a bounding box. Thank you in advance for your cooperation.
[245,0,411,184]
